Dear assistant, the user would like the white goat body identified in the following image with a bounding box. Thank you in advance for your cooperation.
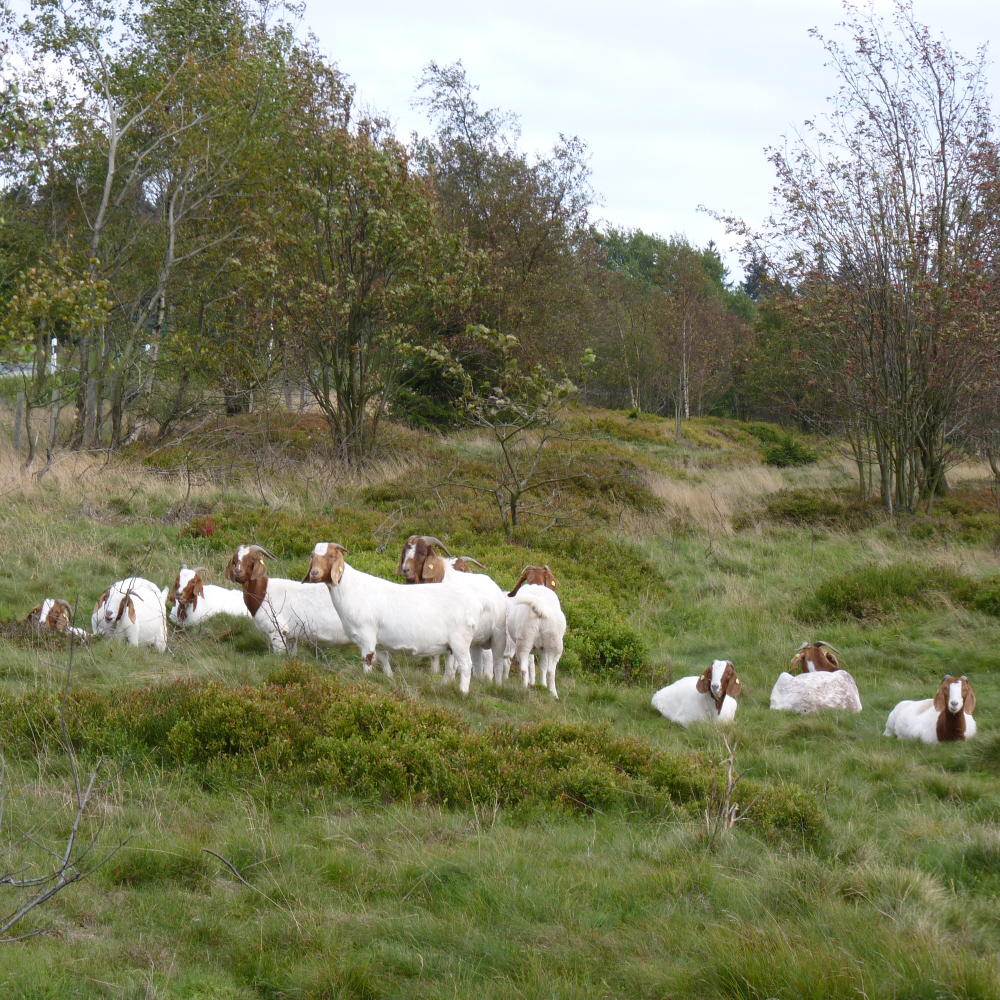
[506,584,565,698]
[885,676,977,743]
[92,577,168,652]
[253,578,350,654]
[439,559,509,686]
[770,670,862,715]
[168,566,250,626]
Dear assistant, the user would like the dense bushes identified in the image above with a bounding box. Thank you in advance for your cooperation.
[744,424,817,467]
[0,666,822,840]
[797,563,1000,622]
[561,593,650,683]
[733,489,882,532]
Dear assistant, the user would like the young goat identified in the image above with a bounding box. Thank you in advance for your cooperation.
[167,565,251,627]
[396,536,507,683]
[770,670,862,714]
[884,675,977,743]
[506,583,566,698]
[91,577,168,652]
[789,641,841,674]
[651,660,742,726]
[223,545,350,654]
[305,542,485,693]
[25,599,89,640]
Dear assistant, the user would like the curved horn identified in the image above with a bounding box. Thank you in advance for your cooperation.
[330,542,350,553]
[814,641,841,655]
[459,557,487,570]
[249,545,278,560]
[190,566,209,573]
[420,536,452,556]
[796,641,809,651]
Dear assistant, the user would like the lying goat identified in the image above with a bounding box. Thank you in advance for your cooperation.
[25,599,89,640]
[168,565,250,627]
[651,660,742,726]
[91,577,168,652]
[789,641,841,674]
[884,675,977,743]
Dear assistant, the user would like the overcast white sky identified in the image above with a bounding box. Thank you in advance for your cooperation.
[303,0,1000,281]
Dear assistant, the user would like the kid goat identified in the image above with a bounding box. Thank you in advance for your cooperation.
[651,660,743,726]
[91,577,169,652]
[168,565,250,626]
[884,675,977,743]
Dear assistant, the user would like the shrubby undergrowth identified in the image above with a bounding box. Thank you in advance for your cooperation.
[0,664,821,840]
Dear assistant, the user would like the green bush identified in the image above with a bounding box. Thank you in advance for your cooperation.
[763,437,817,468]
[733,488,882,532]
[0,668,821,841]
[562,593,650,683]
[797,563,1000,622]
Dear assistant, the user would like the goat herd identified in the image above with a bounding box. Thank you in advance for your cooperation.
[21,535,977,744]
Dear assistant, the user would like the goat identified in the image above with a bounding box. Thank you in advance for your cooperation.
[305,542,485,693]
[91,577,168,652]
[508,565,557,597]
[651,660,742,726]
[223,545,350,654]
[396,535,506,683]
[884,675,977,743]
[789,641,841,674]
[167,565,251,627]
[506,584,565,698]
[25,599,89,640]
[769,670,862,714]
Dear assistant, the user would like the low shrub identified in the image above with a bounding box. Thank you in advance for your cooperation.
[0,668,822,841]
[562,593,650,683]
[797,563,1000,622]
[763,437,817,468]
[733,488,882,532]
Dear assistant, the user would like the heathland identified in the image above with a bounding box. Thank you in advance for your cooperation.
[0,408,999,998]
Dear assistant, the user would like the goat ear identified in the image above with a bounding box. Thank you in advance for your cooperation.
[166,579,179,604]
[933,683,948,712]
[695,667,712,693]
[395,542,409,576]
[301,570,312,583]
[508,570,529,598]
[727,674,742,698]
[964,682,976,716]
[789,653,803,675]
[421,556,445,582]
[825,651,840,670]
[127,597,137,624]
[223,562,236,582]
[250,557,267,581]
[544,566,557,590]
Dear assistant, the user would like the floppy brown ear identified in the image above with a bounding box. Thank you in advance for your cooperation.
[94,588,110,615]
[933,679,950,712]
[825,651,840,670]
[963,680,976,716]
[166,579,179,604]
[421,555,446,582]
[695,666,712,693]
[223,561,237,583]
[194,578,205,599]
[301,570,311,583]
[127,597,136,624]
[544,566,557,590]
[508,570,529,597]
[250,556,267,582]
[726,664,742,698]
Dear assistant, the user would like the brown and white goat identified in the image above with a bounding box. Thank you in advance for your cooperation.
[25,599,89,639]
[91,577,169,651]
[508,565,557,597]
[167,565,250,626]
[789,641,841,674]
[223,545,349,654]
[651,660,743,726]
[884,675,977,743]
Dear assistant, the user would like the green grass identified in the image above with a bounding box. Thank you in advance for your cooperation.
[1,411,1000,996]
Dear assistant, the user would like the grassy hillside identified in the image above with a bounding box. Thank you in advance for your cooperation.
[1,409,1000,998]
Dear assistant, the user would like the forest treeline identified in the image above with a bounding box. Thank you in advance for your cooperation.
[1,0,999,514]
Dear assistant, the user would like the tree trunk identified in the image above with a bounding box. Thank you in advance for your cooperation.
[48,387,59,451]
[13,392,24,454]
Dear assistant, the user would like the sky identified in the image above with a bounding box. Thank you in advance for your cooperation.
[303,0,1000,282]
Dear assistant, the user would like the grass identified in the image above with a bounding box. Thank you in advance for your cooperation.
[1,408,1000,996]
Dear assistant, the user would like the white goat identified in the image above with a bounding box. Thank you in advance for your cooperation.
[305,543,485,694]
[395,536,507,683]
[651,660,742,726]
[506,584,566,698]
[168,565,251,627]
[91,577,168,652]
[223,545,350,654]
[885,675,977,743]
[770,670,862,714]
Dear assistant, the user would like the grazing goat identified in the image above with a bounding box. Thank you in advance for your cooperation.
[91,577,168,652]
[651,660,742,726]
[167,565,251,626]
[305,542,485,693]
[884,675,977,743]
[396,536,507,683]
[790,641,841,674]
[223,545,350,654]
[25,599,89,640]
[506,584,566,698]
[770,670,862,714]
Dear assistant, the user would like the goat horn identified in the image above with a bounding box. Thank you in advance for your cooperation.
[459,557,487,570]
[796,641,809,651]
[420,536,452,556]
[814,641,841,655]
[249,545,278,560]
[333,543,350,553]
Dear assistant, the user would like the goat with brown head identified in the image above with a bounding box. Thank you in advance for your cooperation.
[26,598,73,634]
[396,536,452,584]
[224,545,277,616]
[695,659,742,714]
[934,675,976,742]
[508,565,558,597]
[303,542,349,587]
[790,641,840,674]
[167,566,206,623]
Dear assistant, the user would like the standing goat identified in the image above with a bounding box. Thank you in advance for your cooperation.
[305,542,485,693]
[396,536,507,683]
[167,565,251,626]
[789,641,841,674]
[91,577,168,652]
[651,660,742,726]
[223,545,350,654]
[25,599,89,640]
[506,582,565,698]
[884,675,977,743]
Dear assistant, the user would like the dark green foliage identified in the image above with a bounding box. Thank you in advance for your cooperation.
[743,423,817,467]
[562,592,650,683]
[0,668,821,840]
[734,488,882,531]
[797,563,1000,622]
